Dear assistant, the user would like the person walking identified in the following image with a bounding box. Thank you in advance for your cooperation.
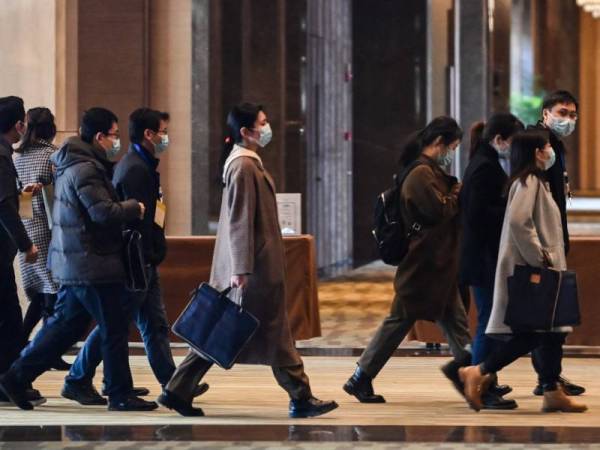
[528,90,584,397]
[458,130,587,413]
[459,113,524,409]
[343,117,473,403]
[158,102,338,418]
[13,107,70,371]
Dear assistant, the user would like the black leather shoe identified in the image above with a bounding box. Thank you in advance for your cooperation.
[108,396,158,411]
[343,366,385,403]
[102,386,150,397]
[481,392,518,410]
[62,383,107,405]
[157,390,204,417]
[289,397,339,418]
[440,359,465,398]
[489,382,512,397]
[533,377,585,396]
[25,388,47,406]
[0,374,33,410]
[193,383,209,398]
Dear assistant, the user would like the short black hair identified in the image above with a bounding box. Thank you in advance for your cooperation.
[0,96,25,133]
[542,90,578,111]
[159,111,170,122]
[128,108,162,145]
[80,107,118,144]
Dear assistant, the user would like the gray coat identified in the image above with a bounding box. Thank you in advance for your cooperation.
[210,155,301,367]
[486,174,571,335]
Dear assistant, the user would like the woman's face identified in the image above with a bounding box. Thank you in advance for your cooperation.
[242,111,268,148]
[535,141,553,169]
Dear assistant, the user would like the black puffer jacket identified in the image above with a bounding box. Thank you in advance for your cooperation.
[47,137,141,285]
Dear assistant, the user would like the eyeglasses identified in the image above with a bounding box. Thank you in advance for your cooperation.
[105,132,120,138]
[554,108,578,120]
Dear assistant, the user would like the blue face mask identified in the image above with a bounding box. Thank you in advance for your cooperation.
[437,148,455,167]
[547,114,576,138]
[155,134,169,154]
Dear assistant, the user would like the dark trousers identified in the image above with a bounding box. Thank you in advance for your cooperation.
[166,350,312,404]
[531,332,566,383]
[8,283,133,401]
[23,293,58,340]
[358,293,472,378]
[482,332,562,387]
[0,263,24,374]
[66,267,175,387]
[471,283,496,365]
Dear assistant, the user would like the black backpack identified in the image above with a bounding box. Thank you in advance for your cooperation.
[372,161,423,266]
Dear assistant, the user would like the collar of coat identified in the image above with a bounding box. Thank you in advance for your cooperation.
[222,144,264,182]
[418,154,459,185]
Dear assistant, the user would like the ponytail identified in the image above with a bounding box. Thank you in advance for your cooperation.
[397,116,463,168]
[469,121,485,160]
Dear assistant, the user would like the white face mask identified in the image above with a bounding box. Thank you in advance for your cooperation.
[155,134,169,154]
[491,141,510,159]
[107,138,121,159]
[257,123,273,148]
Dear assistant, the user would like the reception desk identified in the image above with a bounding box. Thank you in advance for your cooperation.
[410,236,600,346]
[149,235,322,342]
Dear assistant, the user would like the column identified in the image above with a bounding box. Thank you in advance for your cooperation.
[306,0,353,277]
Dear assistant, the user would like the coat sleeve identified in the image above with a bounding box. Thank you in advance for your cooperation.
[38,149,54,186]
[113,163,152,229]
[0,154,32,252]
[74,163,141,226]
[402,165,459,227]
[226,162,256,275]
[507,176,545,267]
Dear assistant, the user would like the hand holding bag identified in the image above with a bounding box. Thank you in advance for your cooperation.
[172,283,260,369]
[504,264,581,332]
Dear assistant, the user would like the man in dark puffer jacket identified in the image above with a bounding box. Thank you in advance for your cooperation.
[0,108,157,412]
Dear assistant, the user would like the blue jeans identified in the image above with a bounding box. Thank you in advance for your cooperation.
[471,283,496,365]
[66,267,175,387]
[10,283,133,401]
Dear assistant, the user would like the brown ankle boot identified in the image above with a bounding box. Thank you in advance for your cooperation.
[542,387,588,413]
[458,365,493,412]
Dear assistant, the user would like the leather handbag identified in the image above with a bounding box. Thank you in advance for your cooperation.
[504,264,581,332]
[122,229,149,292]
[172,283,260,369]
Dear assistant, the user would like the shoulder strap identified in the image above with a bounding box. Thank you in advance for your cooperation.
[395,160,424,188]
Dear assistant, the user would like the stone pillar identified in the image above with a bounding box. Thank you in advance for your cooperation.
[306,0,353,277]
[453,0,490,175]
[191,0,210,234]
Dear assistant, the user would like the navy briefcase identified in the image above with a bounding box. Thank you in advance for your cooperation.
[172,283,260,369]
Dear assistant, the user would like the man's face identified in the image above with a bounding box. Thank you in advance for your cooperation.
[543,102,578,125]
[97,122,120,152]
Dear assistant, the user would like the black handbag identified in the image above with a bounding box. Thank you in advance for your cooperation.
[122,229,149,292]
[504,264,581,332]
[172,283,260,369]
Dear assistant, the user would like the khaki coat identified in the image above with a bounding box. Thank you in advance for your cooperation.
[210,156,301,366]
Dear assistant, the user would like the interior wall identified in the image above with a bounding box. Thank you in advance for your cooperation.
[578,11,600,192]
[352,0,427,267]
[0,1,56,119]
[149,0,193,235]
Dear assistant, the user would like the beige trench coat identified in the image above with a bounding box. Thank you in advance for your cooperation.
[209,155,302,367]
[486,174,571,335]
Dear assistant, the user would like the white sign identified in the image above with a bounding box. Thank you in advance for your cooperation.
[276,193,301,235]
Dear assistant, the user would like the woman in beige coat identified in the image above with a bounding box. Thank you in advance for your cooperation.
[458,131,587,413]
[158,103,337,418]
